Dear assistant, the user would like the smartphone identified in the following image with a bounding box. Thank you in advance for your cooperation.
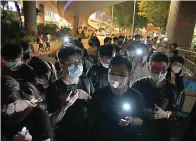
[20,127,27,135]
[66,84,77,96]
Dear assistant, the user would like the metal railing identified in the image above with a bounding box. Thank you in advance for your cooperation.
[177,48,196,77]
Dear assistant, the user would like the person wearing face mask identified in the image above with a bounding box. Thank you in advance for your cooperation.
[131,52,179,141]
[88,56,144,141]
[128,43,150,86]
[87,44,116,91]
[2,76,54,141]
[1,43,37,85]
[31,61,57,109]
[166,56,184,93]
[45,46,93,141]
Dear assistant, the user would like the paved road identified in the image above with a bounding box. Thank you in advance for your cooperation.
[37,36,105,63]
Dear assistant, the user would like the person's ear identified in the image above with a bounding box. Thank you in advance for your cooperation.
[20,56,24,63]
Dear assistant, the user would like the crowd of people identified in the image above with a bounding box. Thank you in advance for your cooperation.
[1,33,196,141]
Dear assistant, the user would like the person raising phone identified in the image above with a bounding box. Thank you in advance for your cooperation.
[45,46,92,141]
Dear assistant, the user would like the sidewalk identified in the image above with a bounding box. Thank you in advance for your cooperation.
[32,41,62,56]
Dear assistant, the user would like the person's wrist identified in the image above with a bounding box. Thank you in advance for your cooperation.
[165,111,170,119]
[131,117,135,125]
[59,104,69,111]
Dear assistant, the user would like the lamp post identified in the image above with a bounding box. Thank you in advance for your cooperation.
[132,0,136,35]
[112,5,114,26]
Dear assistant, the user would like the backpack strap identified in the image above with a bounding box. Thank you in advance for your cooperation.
[46,61,57,82]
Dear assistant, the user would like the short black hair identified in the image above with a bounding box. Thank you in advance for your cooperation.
[135,34,141,39]
[113,37,118,42]
[99,45,115,58]
[20,40,32,62]
[171,49,178,57]
[109,56,132,72]
[2,76,21,105]
[119,36,125,39]
[104,37,112,44]
[146,36,150,39]
[1,44,23,61]
[171,43,177,48]
[33,61,51,78]
[28,56,43,68]
[88,37,99,47]
[20,82,40,100]
[57,46,83,63]
[170,56,184,65]
[20,40,30,52]
[150,52,169,65]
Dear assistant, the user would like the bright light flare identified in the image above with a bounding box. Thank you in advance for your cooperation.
[164,37,168,42]
[64,37,69,42]
[122,103,131,111]
[136,49,143,55]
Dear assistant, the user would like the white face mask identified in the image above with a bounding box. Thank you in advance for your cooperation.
[108,74,128,88]
[171,66,181,73]
[150,72,167,82]
[68,64,83,78]
[127,51,135,57]
[102,63,109,68]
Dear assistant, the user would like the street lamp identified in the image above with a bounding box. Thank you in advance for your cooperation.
[112,5,114,26]
[132,0,136,35]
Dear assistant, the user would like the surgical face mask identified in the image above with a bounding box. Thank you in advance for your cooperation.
[68,64,83,78]
[108,74,128,88]
[100,59,110,68]
[172,66,181,73]
[4,61,20,69]
[150,72,167,82]
[101,62,109,68]
[127,51,135,57]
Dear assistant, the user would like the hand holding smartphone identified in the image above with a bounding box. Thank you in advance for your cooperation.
[20,127,27,135]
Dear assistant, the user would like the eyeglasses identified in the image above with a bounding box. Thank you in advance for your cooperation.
[150,66,168,74]
[66,59,83,66]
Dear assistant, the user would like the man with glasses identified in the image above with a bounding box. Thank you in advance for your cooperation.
[131,52,179,141]
[45,46,94,141]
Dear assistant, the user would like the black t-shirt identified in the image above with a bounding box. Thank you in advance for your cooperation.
[2,64,37,85]
[87,65,109,91]
[2,107,54,141]
[131,77,179,141]
[88,86,144,141]
[45,78,90,141]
